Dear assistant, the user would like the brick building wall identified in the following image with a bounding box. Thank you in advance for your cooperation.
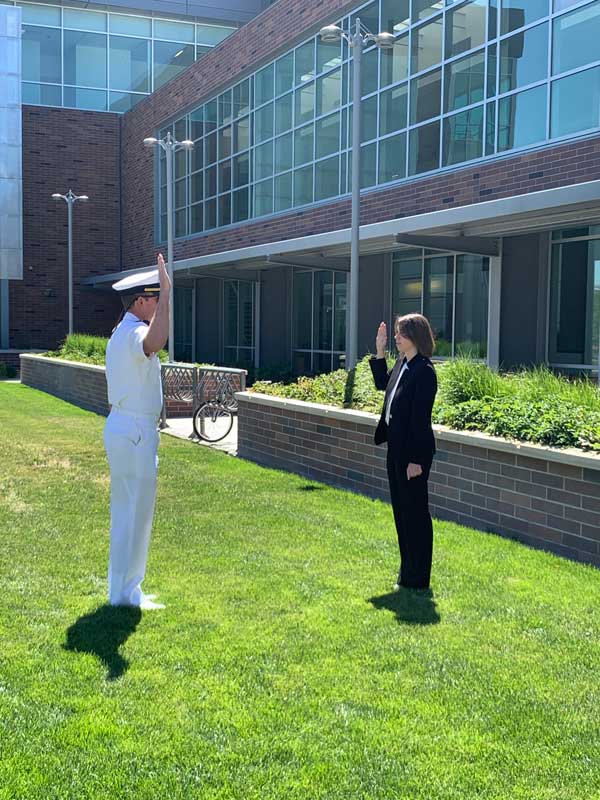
[12,106,122,351]
[237,393,600,568]
[119,0,600,271]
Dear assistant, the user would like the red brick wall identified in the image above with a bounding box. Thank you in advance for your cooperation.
[13,106,122,351]
[119,0,600,271]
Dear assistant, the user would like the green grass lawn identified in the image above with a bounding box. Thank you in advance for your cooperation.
[1,383,600,800]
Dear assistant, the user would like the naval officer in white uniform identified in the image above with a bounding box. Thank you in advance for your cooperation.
[104,253,170,610]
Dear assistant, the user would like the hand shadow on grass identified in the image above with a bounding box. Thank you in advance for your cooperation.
[369,588,440,626]
[63,604,142,681]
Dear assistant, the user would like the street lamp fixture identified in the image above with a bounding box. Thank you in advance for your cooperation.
[318,19,395,369]
[52,189,89,336]
[143,131,194,362]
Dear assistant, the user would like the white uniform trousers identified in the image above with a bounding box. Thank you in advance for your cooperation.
[103,409,160,606]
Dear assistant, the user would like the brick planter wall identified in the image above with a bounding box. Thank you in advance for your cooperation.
[237,392,600,567]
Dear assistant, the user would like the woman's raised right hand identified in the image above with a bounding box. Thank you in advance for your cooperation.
[376,321,387,358]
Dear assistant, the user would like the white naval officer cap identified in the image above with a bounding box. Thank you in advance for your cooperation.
[112,268,160,308]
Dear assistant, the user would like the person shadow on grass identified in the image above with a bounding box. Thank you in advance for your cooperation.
[64,604,142,681]
[368,588,440,626]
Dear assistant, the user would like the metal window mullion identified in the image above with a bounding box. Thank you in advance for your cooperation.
[420,249,425,315]
[451,253,457,358]
[546,12,552,144]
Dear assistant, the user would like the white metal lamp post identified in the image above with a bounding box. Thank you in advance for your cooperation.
[143,132,194,362]
[319,21,394,369]
[51,189,89,336]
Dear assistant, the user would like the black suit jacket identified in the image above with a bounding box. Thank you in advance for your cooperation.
[369,354,437,462]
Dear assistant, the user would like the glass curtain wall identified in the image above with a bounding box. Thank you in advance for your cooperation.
[548,226,600,372]
[174,285,193,362]
[392,249,489,357]
[6,0,235,112]
[223,279,255,364]
[292,269,347,374]
[162,0,600,241]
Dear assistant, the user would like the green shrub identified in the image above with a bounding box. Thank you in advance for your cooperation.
[0,362,16,379]
[46,333,168,364]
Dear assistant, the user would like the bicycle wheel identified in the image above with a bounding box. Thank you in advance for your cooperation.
[193,402,234,443]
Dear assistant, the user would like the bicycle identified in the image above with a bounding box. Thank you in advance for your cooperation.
[192,374,236,443]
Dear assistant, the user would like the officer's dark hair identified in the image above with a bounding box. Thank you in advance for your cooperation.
[394,313,435,358]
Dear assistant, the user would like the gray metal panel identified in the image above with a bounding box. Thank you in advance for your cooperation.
[259,266,291,370]
[499,234,542,368]
[0,5,22,281]
[195,277,222,363]
[358,254,387,360]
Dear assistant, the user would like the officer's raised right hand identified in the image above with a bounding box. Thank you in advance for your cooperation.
[157,252,171,293]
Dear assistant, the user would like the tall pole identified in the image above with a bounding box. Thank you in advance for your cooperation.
[67,195,73,336]
[348,17,362,370]
[165,132,175,362]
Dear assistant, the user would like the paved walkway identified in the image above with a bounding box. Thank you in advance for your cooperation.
[160,415,238,456]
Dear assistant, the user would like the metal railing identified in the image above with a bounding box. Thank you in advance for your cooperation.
[160,363,247,427]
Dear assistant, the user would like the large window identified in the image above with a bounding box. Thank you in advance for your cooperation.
[223,280,255,365]
[548,227,600,371]
[10,0,236,112]
[293,269,347,374]
[392,249,489,358]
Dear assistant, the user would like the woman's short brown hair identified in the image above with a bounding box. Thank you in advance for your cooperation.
[394,313,435,358]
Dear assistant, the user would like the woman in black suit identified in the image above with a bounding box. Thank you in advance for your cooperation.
[370,314,438,591]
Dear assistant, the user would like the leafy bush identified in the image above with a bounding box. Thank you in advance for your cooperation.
[46,333,168,364]
[0,362,16,379]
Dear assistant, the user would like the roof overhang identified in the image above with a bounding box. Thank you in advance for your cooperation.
[84,179,600,287]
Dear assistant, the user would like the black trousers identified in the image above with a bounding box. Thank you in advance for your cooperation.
[386,449,434,589]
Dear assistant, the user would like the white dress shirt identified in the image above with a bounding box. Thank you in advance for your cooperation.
[105,312,163,417]
[385,360,408,425]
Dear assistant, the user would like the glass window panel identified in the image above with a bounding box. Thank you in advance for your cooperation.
[444,50,485,112]
[317,38,341,73]
[218,193,231,226]
[362,47,379,97]
[255,102,274,143]
[340,151,347,195]
[205,164,217,197]
[174,177,186,208]
[410,68,441,124]
[411,17,443,73]
[445,0,487,59]
[160,213,167,242]
[553,0,600,76]
[443,105,484,166]
[204,197,216,229]
[412,0,444,23]
[294,165,313,206]
[255,140,274,179]
[380,34,409,87]
[110,14,151,37]
[295,81,315,125]
[485,100,496,154]
[219,90,232,126]
[22,82,61,106]
[154,19,194,43]
[191,107,204,140]
[174,117,187,141]
[233,188,249,222]
[498,84,547,151]
[22,26,61,84]
[295,40,315,84]
[361,94,378,142]
[64,9,106,32]
[218,125,232,160]
[351,1,379,33]
[487,43,497,98]
[196,24,234,46]
[238,282,254,348]
[381,0,410,33]
[315,112,340,158]
[153,42,194,90]
[499,23,548,94]
[294,123,314,166]
[455,255,489,357]
[64,31,107,88]
[218,159,231,193]
[276,53,294,95]
[275,132,293,172]
[392,251,423,319]
[254,178,273,216]
[234,117,249,152]
[20,3,60,26]
[315,154,339,200]
[294,271,312,350]
[233,80,250,119]
[205,132,217,165]
[190,202,203,233]
[191,171,203,203]
[501,0,548,35]
[196,45,211,61]
[423,255,453,355]
[489,0,498,38]
[275,94,293,135]
[551,66,600,138]
[205,99,217,132]
[274,171,293,211]
[109,91,145,112]
[233,152,250,187]
[380,83,408,135]
[316,68,341,116]
[255,63,274,106]
[333,272,347,353]
[313,270,333,350]
[313,353,332,374]
[175,208,187,238]
[552,226,600,240]
[409,120,440,174]
[360,141,377,188]
[379,132,407,183]
[109,36,149,93]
